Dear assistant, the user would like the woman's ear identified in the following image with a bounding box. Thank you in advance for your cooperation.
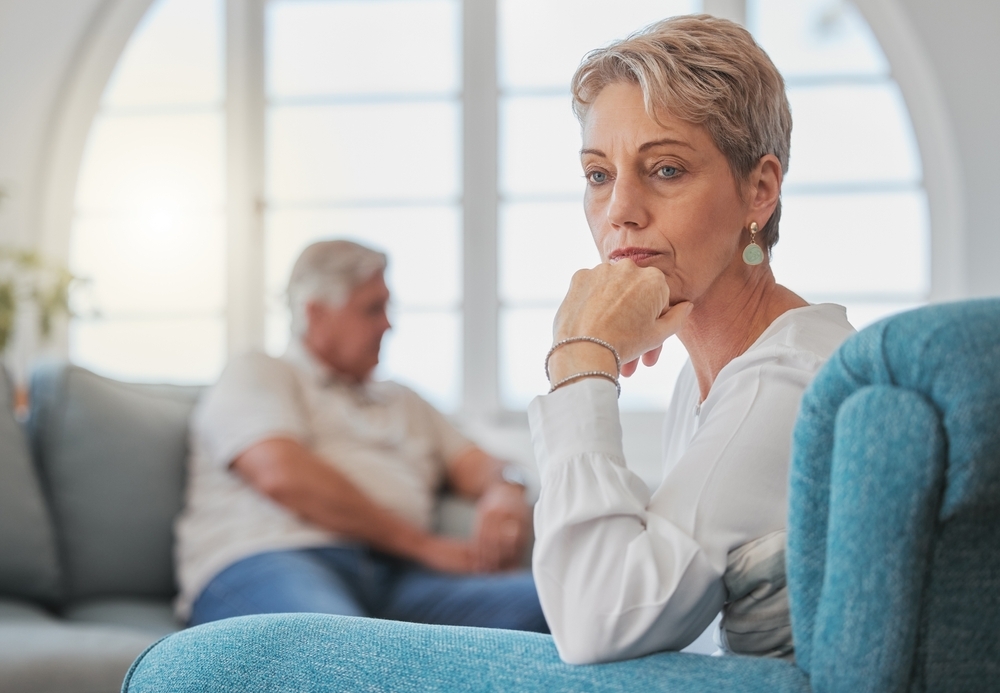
[747,154,783,225]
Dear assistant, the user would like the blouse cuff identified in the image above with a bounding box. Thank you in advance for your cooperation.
[528,378,624,475]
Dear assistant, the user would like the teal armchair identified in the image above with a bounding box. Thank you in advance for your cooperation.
[122,300,1000,693]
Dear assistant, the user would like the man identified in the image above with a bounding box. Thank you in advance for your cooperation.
[174,240,546,633]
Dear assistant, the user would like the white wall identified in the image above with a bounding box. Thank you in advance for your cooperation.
[0,0,105,248]
[896,0,1000,298]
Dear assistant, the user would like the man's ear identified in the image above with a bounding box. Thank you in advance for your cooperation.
[748,154,782,225]
[304,300,327,330]
[304,300,320,321]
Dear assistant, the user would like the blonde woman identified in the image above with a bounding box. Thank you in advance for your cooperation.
[531,14,854,664]
[123,16,857,691]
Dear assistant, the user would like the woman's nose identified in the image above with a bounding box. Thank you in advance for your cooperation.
[606,174,650,230]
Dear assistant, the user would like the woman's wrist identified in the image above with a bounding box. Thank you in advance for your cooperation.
[546,342,619,385]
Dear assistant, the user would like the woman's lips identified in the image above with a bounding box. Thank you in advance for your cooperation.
[609,248,662,266]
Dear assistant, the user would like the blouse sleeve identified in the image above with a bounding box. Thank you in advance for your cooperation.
[528,350,816,664]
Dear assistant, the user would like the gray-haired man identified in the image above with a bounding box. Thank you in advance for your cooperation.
[174,240,547,632]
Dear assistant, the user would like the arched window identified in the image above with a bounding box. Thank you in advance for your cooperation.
[70,0,226,384]
[69,0,929,421]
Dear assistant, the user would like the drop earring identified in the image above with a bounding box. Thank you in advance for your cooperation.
[742,221,764,266]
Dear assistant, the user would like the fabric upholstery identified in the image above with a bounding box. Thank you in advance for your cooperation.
[123,613,811,693]
[27,364,200,601]
[789,298,1000,690]
[0,368,60,603]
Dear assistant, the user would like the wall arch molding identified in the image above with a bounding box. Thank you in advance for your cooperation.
[35,0,156,263]
[854,0,967,301]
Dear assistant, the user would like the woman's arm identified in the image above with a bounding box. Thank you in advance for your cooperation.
[531,355,811,664]
[530,378,723,664]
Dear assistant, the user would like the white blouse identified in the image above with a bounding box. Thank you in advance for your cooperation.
[528,304,855,664]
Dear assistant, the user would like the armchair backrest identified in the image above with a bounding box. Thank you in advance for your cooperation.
[788,299,1000,692]
[27,363,201,602]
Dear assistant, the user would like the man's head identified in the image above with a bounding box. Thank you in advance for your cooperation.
[287,240,390,381]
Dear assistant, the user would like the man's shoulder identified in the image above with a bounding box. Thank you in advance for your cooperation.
[199,351,300,411]
[192,351,306,439]
[369,378,430,408]
[219,351,297,386]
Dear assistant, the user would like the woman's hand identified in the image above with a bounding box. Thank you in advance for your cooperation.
[549,260,692,382]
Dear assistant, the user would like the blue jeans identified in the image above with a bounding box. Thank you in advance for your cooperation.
[189,545,549,633]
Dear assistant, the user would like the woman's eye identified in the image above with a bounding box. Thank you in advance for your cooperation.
[587,170,608,184]
[657,166,679,179]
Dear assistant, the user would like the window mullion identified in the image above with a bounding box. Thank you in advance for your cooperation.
[225,0,267,356]
[461,0,500,418]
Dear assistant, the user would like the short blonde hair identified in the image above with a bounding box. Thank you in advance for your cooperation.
[287,240,387,337]
[571,14,791,250]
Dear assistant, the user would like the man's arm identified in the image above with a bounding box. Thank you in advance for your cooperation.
[232,437,475,574]
[447,447,531,571]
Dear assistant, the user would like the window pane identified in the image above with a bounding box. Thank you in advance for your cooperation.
[70,316,225,384]
[103,0,223,108]
[264,206,461,309]
[70,214,225,315]
[500,307,688,411]
[500,202,599,304]
[75,112,225,214]
[70,0,226,386]
[619,337,688,411]
[748,0,889,79]
[785,83,922,187]
[500,96,585,199]
[842,301,924,330]
[379,310,461,413]
[500,307,555,409]
[499,0,700,91]
[267,103,460,203]
[771,191,929,297]
[268,0,459,98]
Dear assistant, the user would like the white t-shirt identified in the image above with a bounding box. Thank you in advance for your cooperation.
[528,303,855,664]
[174,341,474,619]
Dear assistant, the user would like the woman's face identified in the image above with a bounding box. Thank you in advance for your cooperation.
[581,81,753,305]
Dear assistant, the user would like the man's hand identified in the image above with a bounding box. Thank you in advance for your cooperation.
[412,534,478,574]
[235,438,480,572]
[472,483,530,572]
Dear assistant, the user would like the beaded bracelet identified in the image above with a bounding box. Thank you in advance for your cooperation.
[548,370,621,397]
[544,336,622,382]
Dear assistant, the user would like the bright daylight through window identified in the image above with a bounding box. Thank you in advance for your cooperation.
[69,0,929,415]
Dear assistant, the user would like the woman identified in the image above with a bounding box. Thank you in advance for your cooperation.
[530,14,854,664]
[122,15,858,691]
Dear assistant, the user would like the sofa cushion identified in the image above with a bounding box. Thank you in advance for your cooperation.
[0,613,162,693]
[28,363,200,601]
[0,368,60,603]
[0,598,59,623]
[64,597,181,638]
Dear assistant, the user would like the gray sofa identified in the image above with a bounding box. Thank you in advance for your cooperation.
[0,361,483,693]
[0,363,197,693]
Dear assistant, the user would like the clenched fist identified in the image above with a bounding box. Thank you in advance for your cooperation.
[549,260,692,383]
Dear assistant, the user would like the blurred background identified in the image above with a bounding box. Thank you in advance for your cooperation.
[0,0,996,482]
